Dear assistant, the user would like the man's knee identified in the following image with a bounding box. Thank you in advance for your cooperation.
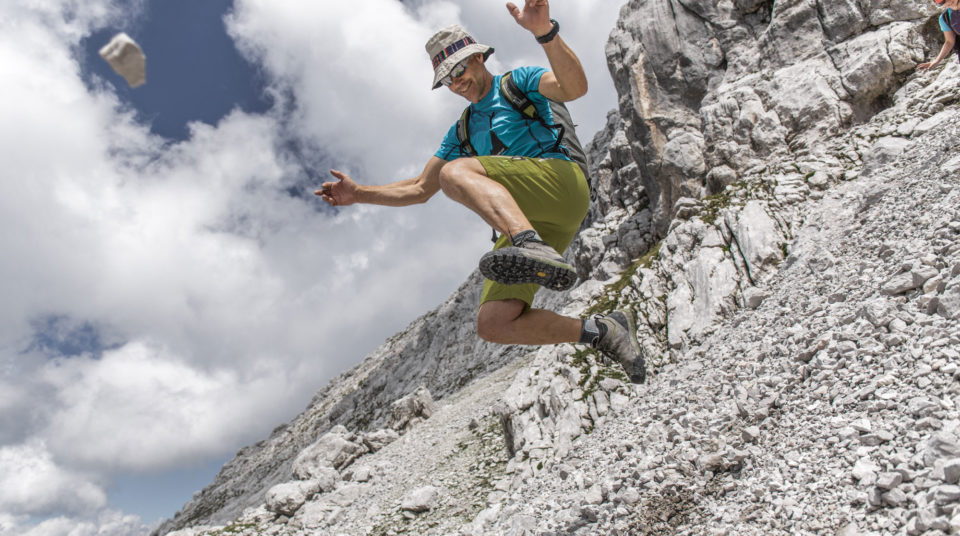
[438,158,484,193]
[476,308,502,342]
[477,300,525,343]
[438,158,465,192]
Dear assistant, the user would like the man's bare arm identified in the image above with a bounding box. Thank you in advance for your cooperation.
[315,156,446,208]
[507,0,588,102]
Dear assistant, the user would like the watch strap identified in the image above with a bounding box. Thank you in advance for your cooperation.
[536,19,560,44]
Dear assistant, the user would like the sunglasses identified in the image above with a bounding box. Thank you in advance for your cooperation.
[440,59,469,87]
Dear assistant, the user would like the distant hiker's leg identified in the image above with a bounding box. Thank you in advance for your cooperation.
[438,157,534,237]
[476,299,581,345]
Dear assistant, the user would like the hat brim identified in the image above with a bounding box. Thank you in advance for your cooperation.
[431,45,494,89]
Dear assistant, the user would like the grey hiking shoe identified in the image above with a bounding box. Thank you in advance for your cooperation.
[592,310,646,384]
[478,239,578,291]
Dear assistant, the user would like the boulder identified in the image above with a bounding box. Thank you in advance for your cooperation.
[265,480,321,517]
[389,386,436,431]
[363,428,400,452]
[401,486,439,513]
[937,280,960,320]
[292,426,367,479]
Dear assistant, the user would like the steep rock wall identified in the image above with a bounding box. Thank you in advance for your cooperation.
[605,0,934,233]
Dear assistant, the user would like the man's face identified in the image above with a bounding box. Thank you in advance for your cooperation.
[446,55,486,103]
[937,0,960,8]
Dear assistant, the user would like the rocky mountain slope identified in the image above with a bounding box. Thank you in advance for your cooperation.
[156,1,960,534]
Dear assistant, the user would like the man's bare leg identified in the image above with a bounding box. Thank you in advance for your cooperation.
[437,157,531,237]
[477,299,647,383]
[438,157,578,291]
[477,299,581,345]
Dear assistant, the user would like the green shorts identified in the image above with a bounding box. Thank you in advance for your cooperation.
[476,156,590,308]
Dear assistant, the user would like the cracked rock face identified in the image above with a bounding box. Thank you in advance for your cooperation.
[606,0,932,232]
[155,2,960,536]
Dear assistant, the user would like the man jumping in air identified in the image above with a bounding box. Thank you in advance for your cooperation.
[316,0,645,383]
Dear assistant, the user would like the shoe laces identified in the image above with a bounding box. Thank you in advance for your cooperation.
[511,230,541,247]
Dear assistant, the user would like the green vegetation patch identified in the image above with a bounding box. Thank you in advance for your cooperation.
[568,347,629,401]
[584,242,661,317]
[207,522,260,535]
[700,190,732,225]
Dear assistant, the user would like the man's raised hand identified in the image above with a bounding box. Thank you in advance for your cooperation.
[315,169,358,207]
[506,0,554,37]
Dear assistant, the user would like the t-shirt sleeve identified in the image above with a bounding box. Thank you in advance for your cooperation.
[434,122,464,161]
[941,12,951,33]
[510,65,548,97]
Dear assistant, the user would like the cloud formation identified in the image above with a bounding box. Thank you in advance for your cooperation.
[0,441,106,516]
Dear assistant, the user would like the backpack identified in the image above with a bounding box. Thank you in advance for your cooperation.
[455,70,591,185]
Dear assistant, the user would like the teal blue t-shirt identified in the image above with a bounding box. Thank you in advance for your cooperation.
[435,66,571,161]
[940,9,956,32]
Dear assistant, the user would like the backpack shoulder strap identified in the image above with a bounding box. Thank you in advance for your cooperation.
[455,106,478,157]
[500,71,539,121]
[500,70,564,153]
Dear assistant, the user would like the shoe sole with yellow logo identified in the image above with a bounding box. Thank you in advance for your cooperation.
[478,241,577,291]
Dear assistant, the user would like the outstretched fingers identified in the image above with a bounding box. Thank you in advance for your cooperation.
[314,169,351,207]
[506,2,520,22]
[506,0,550,33]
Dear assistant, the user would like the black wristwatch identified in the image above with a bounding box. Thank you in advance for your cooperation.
[536,19,560,44]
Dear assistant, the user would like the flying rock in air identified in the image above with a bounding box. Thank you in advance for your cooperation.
[98,32,146,88]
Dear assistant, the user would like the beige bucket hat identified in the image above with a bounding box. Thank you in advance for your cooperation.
[426,24,494,89]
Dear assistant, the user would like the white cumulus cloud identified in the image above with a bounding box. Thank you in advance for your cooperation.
[0,441,106,516]
[17,510,149,536]
[39,342,299,471]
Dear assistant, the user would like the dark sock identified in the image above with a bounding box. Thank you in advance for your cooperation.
[579,317,603,345]
[511,229,543,246]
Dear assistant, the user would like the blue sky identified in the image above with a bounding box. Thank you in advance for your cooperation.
[81,0,271,141]
[0,0,624,534]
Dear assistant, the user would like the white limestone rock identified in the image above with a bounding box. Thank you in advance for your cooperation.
[98,33,146,87]
[666,241,739,349]
[362,428,400,452]
[937,280,960,320]
[726,200,785,277]
[291,501,332,529]
[292,426,367,479]
[941,458,960,484]
[164,528,222,536]
[265,480,321,517]
[343,464,372,483]
[327,483,369,507]
[401,485,439,513]
[882,271,917,295]
[389,385,436,431]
